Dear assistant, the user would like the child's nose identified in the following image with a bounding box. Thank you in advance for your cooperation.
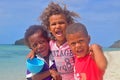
[37,43,42,48]
[56,24,60,28]
[76,42,81,47]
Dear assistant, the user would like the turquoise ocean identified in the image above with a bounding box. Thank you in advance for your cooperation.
[0,44,120,80]
[0,44,30,80]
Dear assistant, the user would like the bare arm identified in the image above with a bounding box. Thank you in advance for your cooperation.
[32,69,62,80]
[49,69,62,80]
[89,44,107,71]
[32,70,50,80]
[27,50,35,59]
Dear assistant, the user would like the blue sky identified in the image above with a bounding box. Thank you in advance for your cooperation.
[0,0,120,47]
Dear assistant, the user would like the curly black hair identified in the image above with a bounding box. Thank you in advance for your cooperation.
[40,2,80,29]
[24,25,49,48]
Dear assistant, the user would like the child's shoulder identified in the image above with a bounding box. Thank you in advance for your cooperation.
[49,40,56,46]
[50,39,55,42]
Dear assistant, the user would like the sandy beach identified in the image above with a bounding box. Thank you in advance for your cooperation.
[104,50,120,80]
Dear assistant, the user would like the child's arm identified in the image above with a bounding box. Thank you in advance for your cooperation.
[49,69,62,80]
[32,70,50,80]
[32,69,62,80]
[89,44,107,71]
[27,50,35,59]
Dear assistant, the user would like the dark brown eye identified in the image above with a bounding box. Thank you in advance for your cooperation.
[51,23,56,26]
[79,40,84,43]
[38,40,45,44]
[32,43,37,48]
[59,21,65,24]
[71,42,76,46]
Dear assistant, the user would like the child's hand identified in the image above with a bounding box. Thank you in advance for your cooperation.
[89,44,102,56]
[89,44,107,70]
[49,69,62,80]
[89,44,94,58]
[27,50,35,59]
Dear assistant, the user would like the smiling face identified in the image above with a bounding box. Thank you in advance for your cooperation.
[67,31,90,57]
[28,32,49,57]
[49,14,68,45]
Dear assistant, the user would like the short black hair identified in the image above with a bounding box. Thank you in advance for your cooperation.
[24,25,49,48]
[66,23,88,36]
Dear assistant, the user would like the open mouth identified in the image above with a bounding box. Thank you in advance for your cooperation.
[37,49,44,54]
[77,49,83,54]
[55,30,63,36]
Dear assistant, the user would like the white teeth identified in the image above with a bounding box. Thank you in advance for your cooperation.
[37,49,40,52]
[78,50,82,52]
[56,30,62,36]
[37,49,41,53]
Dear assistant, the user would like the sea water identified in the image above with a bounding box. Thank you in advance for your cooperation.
[0,44,120,80]
[0,44,30,80]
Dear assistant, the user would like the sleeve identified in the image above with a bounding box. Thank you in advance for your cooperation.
[49,54,57,71]
[26,69,34,79]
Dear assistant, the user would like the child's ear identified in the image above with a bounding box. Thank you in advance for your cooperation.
[48,28,53,35]
[48,27,51,32]
[88,35,91,43]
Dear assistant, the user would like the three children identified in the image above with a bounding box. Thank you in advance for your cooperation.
[25,2,107,80]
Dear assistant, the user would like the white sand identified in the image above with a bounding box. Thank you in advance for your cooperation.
[104,51,120,80]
